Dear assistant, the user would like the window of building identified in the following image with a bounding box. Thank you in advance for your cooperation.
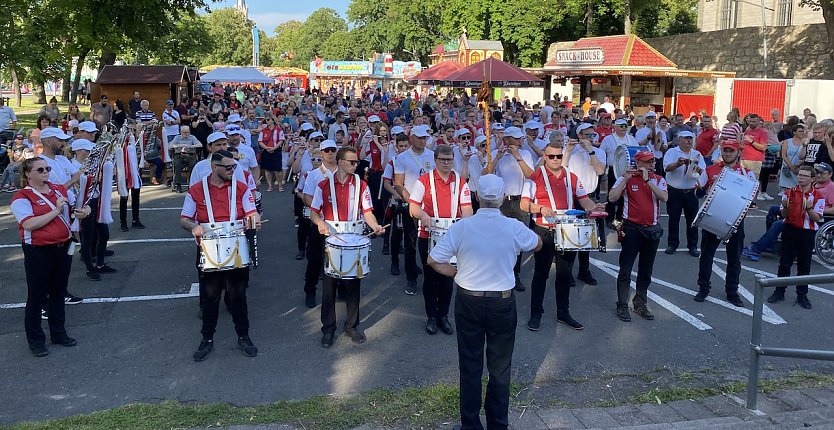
[720,0,739,29]
[777,0,793,26]
[470,52,481,63]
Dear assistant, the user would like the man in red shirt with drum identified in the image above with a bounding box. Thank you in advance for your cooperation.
[521,142,604,332]
[693,141,756,307]
[607,151,668,322]
[310,147,386,348]
[408,145,474,336]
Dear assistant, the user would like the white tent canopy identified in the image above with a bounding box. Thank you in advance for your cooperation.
[200,67,274,84]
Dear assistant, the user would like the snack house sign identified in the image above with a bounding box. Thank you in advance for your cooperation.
[555,48,604,66]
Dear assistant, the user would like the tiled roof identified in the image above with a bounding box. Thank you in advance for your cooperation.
[545,35,676,69]
[96,65,189,84]
[466,40,503,51]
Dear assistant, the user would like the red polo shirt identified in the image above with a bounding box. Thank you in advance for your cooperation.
[180,179,255,223]
[408,170,472,238]
[741,128,767,162]
[521,167,589,227]
[612,174,667,226]
[11,184,73,245]
[696,128,719,157]
[311,174,373,221]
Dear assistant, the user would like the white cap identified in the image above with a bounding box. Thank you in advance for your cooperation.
[478,174,505,200]
[576,123,595,134]
[300,123,315,131]
[390,126,405,135]
[309,131,324,139]
[207,131,227,143]
[503,126,524,139]
[491,123,504,130]
[645,111,657,118]
[368,115,381,123]
[454,128,471,137]
[678,130,695,139]
[474,135,488,145]
[39,127,72,140]
[614,118,629,126]
[227,113,242,123]
[523,120,542,130]
[320,139,338,150]
[71,139,94,152]
[224,124,244,135]
[410,126,430,138]
[78,121,98,133]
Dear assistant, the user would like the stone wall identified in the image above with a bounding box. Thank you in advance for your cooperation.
[646,24,834,94]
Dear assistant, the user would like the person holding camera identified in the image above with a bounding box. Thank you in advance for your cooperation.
[190,111,214,158]
[662,130,704,256]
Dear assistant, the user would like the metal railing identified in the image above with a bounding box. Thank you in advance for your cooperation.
[747,273,834,410]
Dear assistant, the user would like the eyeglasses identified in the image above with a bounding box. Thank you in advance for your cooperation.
[797,173,812,178]
[35,166,52,173]
[615,125,628,128]
[311,157,323,162]
[322,147,337,153]
[310,138,323,142]
[340,159,360,166]
[436,157,454,163]
[545,154,564,160]
[459,136,471,140]
[213,163,237,172]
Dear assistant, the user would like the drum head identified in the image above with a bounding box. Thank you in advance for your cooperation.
[326,234,370,247]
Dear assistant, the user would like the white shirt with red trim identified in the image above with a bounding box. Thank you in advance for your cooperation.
[382,159,395,182]
[783,186,825,231]
[408,170,472,238]
[11,183,74,245]
[189,158,257,193]
[394,148,435,191]
[180,179,256,223]
[613,173,667,226]
[302,164,337,197]
[311,174,373,221]
[521,167,589,227]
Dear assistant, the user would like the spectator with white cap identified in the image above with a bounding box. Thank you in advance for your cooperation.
[468,135,490,211]
[227,113,253,150]
[634,111,668,174]
[522,120,546,160]
[225,124,259,184]
[662,130,704,257]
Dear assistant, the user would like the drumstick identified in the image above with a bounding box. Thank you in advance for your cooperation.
[363,224,392,238]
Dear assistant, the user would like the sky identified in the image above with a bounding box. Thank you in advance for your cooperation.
[213,0,352,36]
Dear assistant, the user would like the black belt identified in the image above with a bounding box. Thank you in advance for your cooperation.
[669,186,696,193]
[23,240,70,248]
[623,220,657,228]
[457,286,513,298]
[506,195,522,201]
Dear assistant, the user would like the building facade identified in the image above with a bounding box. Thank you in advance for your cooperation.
[429,31,503,66]
[698,0,823,31]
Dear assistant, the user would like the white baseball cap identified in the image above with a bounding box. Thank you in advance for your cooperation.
[71,138,94,152]
[390,126,405,135]
[410,126,430,138]
[678,130,695,139]
[40,127,72,140]
[614,119,629,126]
[474,135,488,145]
[78,121,99,133]
[478,174,505,200]
[576,123,595,134]
[309,131,324,139]
[503,126,524,139]
[224,124,244,135]
[454,128,471,137]
[320,139,338,150]
[300,123,315,131]
[207,131,227,143]
[367,115,381,123]
[523,120,542,130]
[227,114,242,123]
[68,119,80,129]
[645,111,657,118]
[491,124,504,130]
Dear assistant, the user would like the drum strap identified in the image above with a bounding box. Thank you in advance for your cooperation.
[429,171,460,219]
[201,175,237,224]
[541,166,572,211]
[328,173,361,222]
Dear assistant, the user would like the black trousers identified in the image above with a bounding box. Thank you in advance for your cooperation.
[80,198,110,270]
[605,167,623,223]
[697,222,744,295]
[173,154,197,185]
[321,276,360,334]
[388,204,404,265]
[402,213,420,281]
[666,186,699,250]
[418,238,453,319]
[119,188,141,224]
[23,242,72,347]
[297,216,310,252]
[304,226,324,293]
[776,225,815,296]
[199,268,250,339]
[759,165,779,195]
[367,170,387,223]
[500,198,527,277]
[530,225,575,316]
[616,223,660,307]
[455,292,517,430]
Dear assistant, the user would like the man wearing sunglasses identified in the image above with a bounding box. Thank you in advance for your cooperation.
[409,145,474,336]
[301,140,339,308]
[189,132,257,194]
[692,141,757,308]
[600,119,643,226]
[452,128,474,177]
[663,130,705,257]
[181,150,261,362]
[522,142,605,332]
[311,147,385,348]
[522,120,546,161]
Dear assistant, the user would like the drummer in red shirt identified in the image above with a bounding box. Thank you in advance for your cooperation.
[180,150,261,362]
[310,147,385,348]
[608,151,668,322]
[408,145,474,336]
[12,157,91,357]
[521,142,604,332]
[767,164,825,309]
[692,141,757,307]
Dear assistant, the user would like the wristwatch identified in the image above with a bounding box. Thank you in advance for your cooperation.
[589,151,596,156]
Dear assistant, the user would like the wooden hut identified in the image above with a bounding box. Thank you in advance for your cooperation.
[92,65,194,114]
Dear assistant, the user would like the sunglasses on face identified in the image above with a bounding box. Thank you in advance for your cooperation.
[213,163,237,172]
[35,166,52,173]
[615,125,628,128]
[310,138,323,142]
[322,147,337,153]
[479,143,487,148]
[459,136,471,140]
[545,154,564,160]
[311,157,323,163]
[340,159,360,166]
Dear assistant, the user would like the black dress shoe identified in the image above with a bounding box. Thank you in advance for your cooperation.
[726,294,744,307]
[321,331,335,348]
[132,220,145,229]
[557,313,584,330]
[104,250,115,257]
[95,264,117,273]
[193,338,213,361]
[688,248,701,257]
[344,328,366,343]
[425,317,438,335]
[86,270,101,281]
[390,263,400,276]
[51,335,77,347]
[238,336,258,357]
[616,305,631,322]
[796,295,812,309]
[693,290,709,302]
[664,247,676,255]
[577,270,598,285]
[439,317,453,335]
[120,223,129,232]
[295,250,305,260]
[767,291,785,303]
[382,243,390,255]
[305,293,317,308]
[633,305,655,320]
[30,344,49,357]
[513,276,525,292]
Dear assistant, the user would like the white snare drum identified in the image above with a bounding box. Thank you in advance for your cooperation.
[324,234,371,279]
[612,146,644,178]
[693,169,759,242]
[553,217,602,251]
[302,206,311,219]
[428,228,458,266]
[327,220,365,235]
[199,220,252,271]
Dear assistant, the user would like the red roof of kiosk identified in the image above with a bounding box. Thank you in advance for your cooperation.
[545,35,676,69]
[440,57,543,88]
[409,61,462,83]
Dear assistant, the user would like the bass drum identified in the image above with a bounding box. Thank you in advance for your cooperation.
[814,220,834,265]
[612,146,643,178]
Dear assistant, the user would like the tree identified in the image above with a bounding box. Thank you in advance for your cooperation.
[294,8,349,59]
[148,14,214,66]
[203,8,256,66]
[799,0,834,68]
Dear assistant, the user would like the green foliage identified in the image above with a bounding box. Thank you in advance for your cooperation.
[149,13,214,66]
[203,8,256,66]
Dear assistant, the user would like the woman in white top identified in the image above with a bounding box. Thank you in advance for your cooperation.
[779,123,805,189]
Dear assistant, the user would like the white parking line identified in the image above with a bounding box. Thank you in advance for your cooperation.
[709,263,786,325]
[0,283,199,309]
[714,257,834,297]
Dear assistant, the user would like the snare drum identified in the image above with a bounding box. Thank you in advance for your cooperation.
[693,169,759,242]
[324,234,371,279]
[553,217,602,251]
[199,220,252,271]
[428,228,458,266]
[612,146,643,178]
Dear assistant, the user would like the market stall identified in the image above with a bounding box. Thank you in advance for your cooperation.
[199,67,274,84]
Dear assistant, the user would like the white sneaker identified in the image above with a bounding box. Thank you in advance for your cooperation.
[761,192,774,200]
[757,192,767,201]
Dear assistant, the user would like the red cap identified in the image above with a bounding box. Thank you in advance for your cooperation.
[722,141,740,150]
[599,113,611,119]
[634,151,655,162]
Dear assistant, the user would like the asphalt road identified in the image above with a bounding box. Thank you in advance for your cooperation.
[0,184,832,425]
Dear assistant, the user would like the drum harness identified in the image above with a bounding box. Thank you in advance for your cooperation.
[325,173,366,278]
[427,170,460,234]
[199,176,247,269]
[541,166,598,250]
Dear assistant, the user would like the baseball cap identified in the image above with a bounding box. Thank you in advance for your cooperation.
[503,126,524,139]
[816,162,833,173]
[68,119,80,129]
[368,115,381,123]
[309,131,324,139]
[300,123,315,131]
[77,121,99,133]
[614,119,629,126]
[634,151,655,162]
[320,139,338,150]
[39,127,72,140]
[71,139,94,152]
[721,140,740,150]
[645,111,657,118]
[576,123,595,134]
[491,123,504,130]
[454,128,471,137]
[166,99,174,105]
[523,120,542,130]
[678,130,695,139]
[478,174,505,200]
[410,126,430,138]
[390,126,405,135]
[224,124,244,135]
[474,135,488,146]
[207,131,227,143]
[227,113,242,123]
